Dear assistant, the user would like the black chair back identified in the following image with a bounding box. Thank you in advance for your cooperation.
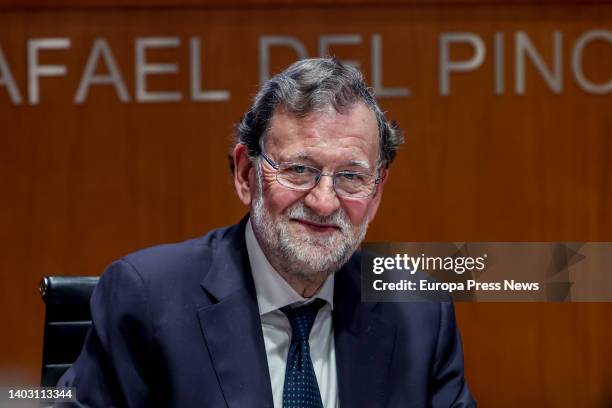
[39,276,99,387]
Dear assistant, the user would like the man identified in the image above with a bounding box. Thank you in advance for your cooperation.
[59,58,475,407]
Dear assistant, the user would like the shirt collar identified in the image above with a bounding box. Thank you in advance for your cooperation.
[245,219,334,316]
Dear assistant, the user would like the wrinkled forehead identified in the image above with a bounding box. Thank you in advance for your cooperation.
[263,102,380,167]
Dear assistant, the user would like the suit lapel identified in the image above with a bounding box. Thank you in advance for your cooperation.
[334,261,397,408]
[197,218,274,408]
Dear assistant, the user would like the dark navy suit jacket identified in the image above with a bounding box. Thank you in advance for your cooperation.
[58,216,475,407]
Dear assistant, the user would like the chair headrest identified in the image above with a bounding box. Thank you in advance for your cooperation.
[39,276,99,306]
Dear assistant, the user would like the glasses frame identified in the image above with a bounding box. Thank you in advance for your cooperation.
[259,150,381,199]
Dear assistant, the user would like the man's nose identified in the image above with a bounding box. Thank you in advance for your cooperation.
[304,175,341,217]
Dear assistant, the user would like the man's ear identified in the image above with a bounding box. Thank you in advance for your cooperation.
[233,143,253,206]
[367,168,389,223]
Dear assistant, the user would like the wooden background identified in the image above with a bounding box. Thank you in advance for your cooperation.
[0,1,611,406]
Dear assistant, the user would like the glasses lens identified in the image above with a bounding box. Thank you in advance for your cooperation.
[334,172,375,198]
[277,164,319,189]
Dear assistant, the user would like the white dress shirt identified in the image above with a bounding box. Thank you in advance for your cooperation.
[245,220,339,408]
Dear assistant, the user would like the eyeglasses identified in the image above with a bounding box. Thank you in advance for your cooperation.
[259,150,381,199]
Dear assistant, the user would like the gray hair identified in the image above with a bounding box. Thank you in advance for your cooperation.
[231,58,403,172]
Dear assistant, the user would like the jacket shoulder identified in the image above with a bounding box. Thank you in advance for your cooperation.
[116,221,244,286]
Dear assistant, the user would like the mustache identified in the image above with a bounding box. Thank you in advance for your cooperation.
[286,203,350,230]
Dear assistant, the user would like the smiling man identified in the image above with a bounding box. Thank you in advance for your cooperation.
[59,58,475,407]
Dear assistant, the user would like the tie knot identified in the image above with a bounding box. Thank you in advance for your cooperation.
[281,298,326,341]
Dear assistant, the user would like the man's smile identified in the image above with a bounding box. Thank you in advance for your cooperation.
[290,218,341,233]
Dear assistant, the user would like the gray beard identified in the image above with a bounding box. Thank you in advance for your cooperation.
[250,165,369,283]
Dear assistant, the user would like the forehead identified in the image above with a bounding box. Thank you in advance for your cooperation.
[264,102,379,166]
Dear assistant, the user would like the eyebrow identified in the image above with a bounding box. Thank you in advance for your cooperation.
[286,152,312,161]
[346,160,371,170]
[283,153,372,171]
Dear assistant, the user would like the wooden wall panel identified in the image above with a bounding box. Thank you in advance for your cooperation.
[2,0,612,10]
[0,2,611,405]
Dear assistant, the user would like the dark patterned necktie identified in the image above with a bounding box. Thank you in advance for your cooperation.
[281,299,326,408]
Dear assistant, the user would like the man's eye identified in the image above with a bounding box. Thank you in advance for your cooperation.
[288,165,310,174]
[339,172,362,182]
